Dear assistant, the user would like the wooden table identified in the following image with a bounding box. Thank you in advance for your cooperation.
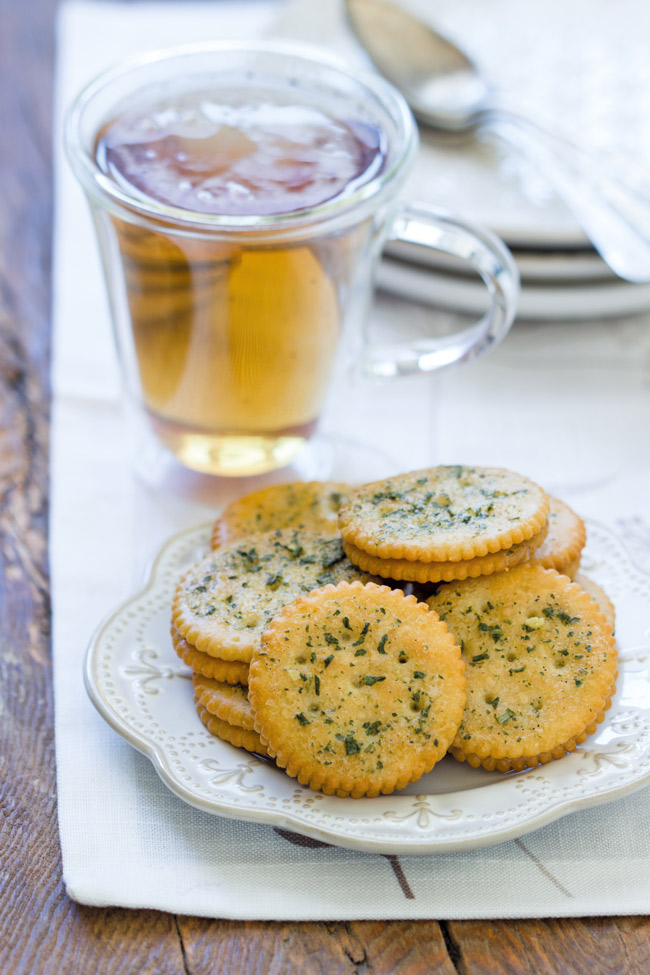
[2,0,649,970]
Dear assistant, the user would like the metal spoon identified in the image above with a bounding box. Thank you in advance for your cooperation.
[345,0,650,283]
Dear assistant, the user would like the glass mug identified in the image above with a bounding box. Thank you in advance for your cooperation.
[65,42,518,477]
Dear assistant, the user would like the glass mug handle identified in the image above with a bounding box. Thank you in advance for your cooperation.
[362,203,520,379]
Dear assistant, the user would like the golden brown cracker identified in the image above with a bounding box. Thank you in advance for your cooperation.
[573,572,616,631]
[560,556,581,579]
[428,565,617,772]
[195,700,267,754]
[249,581,466,798]
[342,524,547,583]
[171,626,250,684]
[172,530,367,662]
[338,465,549,563]
[530,496,586,574]
[212,481,349,549]
[192,674,254,730]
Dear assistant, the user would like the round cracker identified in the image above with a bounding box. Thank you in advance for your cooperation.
[249,581,466,798]
[171,626,250,684]
[342,523,547,583]
[211,481,349,549]
[193,674,254,730]
[195,701,267,754]
[573,572,616,631]
[172,530,367,663]
[560,556,581,579]
[338,465,549,563]
[530,496,586,574]
[428,565,617,772]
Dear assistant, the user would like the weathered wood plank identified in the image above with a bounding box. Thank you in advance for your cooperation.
[176,918,457,975]
[446,917,650,975]
[0,1,185,972]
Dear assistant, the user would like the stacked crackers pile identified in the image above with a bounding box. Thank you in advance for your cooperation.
[171,467,617,797]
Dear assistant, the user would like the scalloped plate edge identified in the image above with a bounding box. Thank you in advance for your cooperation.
[83,519,650,855]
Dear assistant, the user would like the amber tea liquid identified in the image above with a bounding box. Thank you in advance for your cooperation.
[95,90,386,475]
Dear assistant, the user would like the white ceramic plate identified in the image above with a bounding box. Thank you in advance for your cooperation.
[377,256,650,322]
[85,520,650,854]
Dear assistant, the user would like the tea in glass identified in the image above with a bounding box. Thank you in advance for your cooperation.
[93,86,387,475]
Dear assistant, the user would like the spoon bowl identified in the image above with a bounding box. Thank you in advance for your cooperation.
[345,0,489,131]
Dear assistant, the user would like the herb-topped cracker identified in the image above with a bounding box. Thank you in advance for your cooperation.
[172,530,367,663]
[573,573,616,631]
[338,466,549,563]
[428,565,617,772]
[342,523,547,583]
[248,581,466,798]
[193,674,255,731]
[196,702,267,754]
[172,625,250,684]
[529,496,586,575]
[211,481,349,549]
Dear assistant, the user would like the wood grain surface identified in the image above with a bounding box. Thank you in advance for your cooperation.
[1,0,649,972]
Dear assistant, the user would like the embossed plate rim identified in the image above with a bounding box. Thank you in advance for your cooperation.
[84,519,650,854]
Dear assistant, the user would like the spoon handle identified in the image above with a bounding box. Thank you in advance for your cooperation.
[485,110,650,283]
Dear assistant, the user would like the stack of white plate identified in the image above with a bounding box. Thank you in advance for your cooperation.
[378,127,650,320]
[273,0,650,320]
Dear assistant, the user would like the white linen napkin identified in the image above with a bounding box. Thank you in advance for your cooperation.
[52,0,650,919]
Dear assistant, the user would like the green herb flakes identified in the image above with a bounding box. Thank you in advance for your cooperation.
[557,611,580,625]
[363,721,382,736]
[353,622,370,647]
[343,734,360,755]
[496,708,516,725]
